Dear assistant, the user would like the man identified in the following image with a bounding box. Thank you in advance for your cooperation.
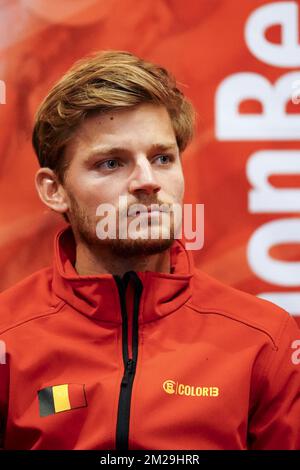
[0,50,299,450]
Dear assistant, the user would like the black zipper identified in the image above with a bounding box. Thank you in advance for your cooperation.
[114,271,143,451]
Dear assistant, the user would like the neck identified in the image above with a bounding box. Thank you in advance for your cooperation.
[74,241,171,276]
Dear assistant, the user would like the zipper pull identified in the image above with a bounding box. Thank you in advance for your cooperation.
[121,359,135,387]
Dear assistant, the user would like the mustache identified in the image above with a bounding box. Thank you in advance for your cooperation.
[113,195,173,215]
[129,196,164,205]
[125,199,172,215]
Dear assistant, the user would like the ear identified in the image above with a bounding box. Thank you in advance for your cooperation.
[35,168,69,215]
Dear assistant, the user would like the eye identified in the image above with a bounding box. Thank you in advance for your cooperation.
[155,154,173,165]
[95,159,121,170]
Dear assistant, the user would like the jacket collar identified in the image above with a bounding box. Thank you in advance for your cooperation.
[52,225,194,324]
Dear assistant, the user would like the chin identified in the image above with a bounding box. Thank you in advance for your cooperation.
[108,237,174,258]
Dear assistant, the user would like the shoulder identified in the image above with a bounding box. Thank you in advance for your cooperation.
[0,267,62,334]
[189,268,297,348]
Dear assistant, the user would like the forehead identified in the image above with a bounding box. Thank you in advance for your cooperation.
[65,103,177,158]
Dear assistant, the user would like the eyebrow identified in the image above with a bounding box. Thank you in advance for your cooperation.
[84,143,178,161]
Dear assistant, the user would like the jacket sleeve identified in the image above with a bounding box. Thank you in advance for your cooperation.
[248,315,300,449]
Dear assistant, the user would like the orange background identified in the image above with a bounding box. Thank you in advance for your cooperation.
[0,0,299,324]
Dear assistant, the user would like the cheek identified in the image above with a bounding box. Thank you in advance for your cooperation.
[169,172,185,202]
[179,175,185,199]
[67,175,116,209]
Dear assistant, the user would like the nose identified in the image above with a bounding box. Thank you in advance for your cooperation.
[128,157,161,196]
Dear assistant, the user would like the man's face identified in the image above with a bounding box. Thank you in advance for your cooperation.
[62,102,185,258]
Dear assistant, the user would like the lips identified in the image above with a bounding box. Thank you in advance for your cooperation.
[138,210,161,215]
[131,209,162,216]
[128,204,170,216]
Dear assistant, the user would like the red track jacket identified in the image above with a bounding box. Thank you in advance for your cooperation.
[0,225,299,450]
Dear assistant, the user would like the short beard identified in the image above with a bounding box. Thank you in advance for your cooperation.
[66,193,175,259]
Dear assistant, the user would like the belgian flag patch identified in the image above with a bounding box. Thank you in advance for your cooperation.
[38,383,87,417]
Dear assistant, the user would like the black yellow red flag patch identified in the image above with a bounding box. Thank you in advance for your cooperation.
[38,383,87,417]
